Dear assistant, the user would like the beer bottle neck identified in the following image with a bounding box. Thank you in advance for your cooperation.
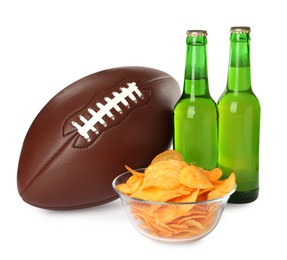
[183,35,210,98]
[227,32,251,92]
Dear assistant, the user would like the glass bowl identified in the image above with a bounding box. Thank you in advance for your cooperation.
[112,168,236,242]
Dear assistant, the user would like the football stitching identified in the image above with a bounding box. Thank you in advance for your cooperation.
[61,78,140,138]
[71,82,143,142]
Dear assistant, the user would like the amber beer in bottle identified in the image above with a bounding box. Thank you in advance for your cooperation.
[173,30,218,170]
[218,27,260,203]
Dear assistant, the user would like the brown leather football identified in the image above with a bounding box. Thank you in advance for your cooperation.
[17,66,180,210]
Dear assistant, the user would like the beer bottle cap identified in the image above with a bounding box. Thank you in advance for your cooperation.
[186,30,207,37]
[230,26,251,33]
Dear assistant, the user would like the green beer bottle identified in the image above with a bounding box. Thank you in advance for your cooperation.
[173,30,218,170]
[218,27,260,203]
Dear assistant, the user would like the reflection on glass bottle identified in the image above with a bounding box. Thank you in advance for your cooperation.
[173,30,218,170]
[218,27,260,203]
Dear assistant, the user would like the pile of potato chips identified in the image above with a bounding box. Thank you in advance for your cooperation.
[116,150,236,239]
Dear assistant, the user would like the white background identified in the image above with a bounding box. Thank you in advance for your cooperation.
[1,0,286,259]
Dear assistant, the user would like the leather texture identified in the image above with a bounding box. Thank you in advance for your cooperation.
[17,66,180,210]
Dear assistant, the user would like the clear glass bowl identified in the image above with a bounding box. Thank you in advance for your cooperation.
[112,168,236,242]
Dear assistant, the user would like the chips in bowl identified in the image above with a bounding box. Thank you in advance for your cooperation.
[113,150,236,241]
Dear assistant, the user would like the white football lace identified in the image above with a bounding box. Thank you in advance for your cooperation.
[71,82,142,142]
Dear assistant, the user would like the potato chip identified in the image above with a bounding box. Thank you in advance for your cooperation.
[151,150,185,164]
[143,168,180,190]
[155,205,181,224]
[179,165,214,189]
[206,172,236,200]
[116,174,143,195]
[131,185,190,202]
[183,218,204,230]
[169,189,199,203]
[214,172,236,193]
[207,189,226,200]
[145,159,187,176]
[205,168,223,182]
[125,165,144,177]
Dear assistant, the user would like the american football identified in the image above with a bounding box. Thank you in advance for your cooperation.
[17,66,180,210]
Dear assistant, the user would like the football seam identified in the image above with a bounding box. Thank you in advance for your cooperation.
[20,132,78,196]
